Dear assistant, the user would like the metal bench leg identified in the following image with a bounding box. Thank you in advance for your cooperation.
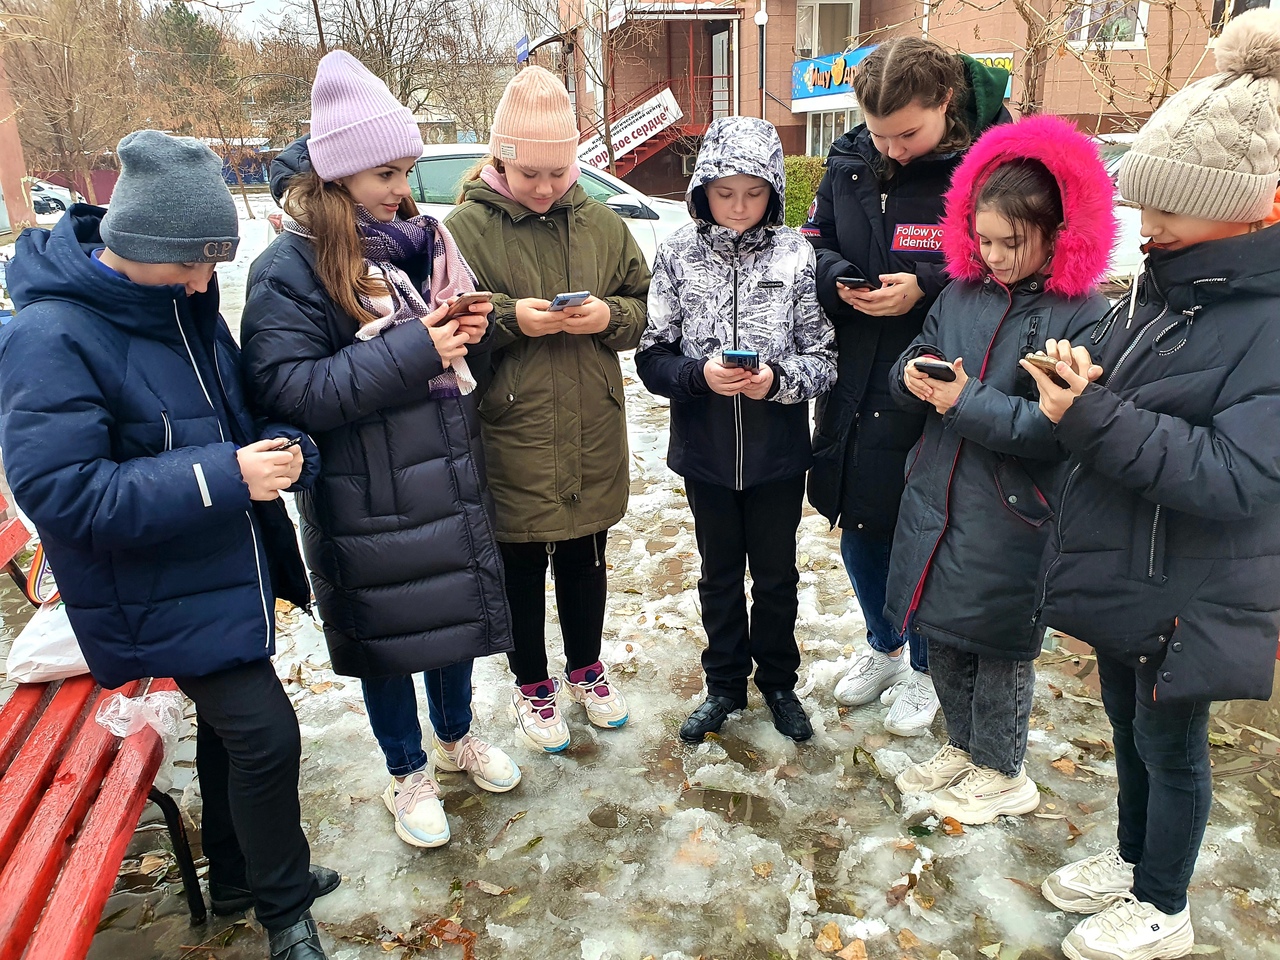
[148,787,208,925]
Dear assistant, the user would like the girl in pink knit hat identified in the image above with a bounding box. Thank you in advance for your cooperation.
[445,67,651,755]
[241,50,521,854]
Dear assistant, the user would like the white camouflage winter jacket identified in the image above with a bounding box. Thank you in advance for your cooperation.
[636,116,837,490]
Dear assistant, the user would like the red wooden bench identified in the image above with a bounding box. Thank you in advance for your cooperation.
[0,489,206,960]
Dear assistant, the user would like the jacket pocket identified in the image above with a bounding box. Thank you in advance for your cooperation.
[994,458,1053,527]
[478,352,526,424]
[1127,502,1167,583]
[358,420,396,517]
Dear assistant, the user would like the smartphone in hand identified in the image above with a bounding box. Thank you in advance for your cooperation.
[836,275,880,291]
[444,291,493,319]
[1023,352,1070,388]
[722,349,761,371]
[548,291,591,311]
[913,359,957,382]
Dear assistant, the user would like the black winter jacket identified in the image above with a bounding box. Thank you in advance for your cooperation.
[1038,228,1280,703]
[886,276,1109,659]
[804,63,1011,534]
[239,232,513,678]
[0,208,314,687]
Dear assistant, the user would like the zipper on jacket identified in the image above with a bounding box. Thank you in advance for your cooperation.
[732,260,744,490]
[1105,305,1168,388]
[1147,504,1162,579]
[880,193,887,214]
[173,302,271,649]
[161,410,173,452]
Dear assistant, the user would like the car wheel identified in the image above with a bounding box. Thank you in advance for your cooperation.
[48,198,66,212]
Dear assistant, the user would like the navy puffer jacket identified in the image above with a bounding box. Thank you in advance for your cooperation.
[1039,227,1280,704]
[240,229,513,678]
[0,207,315,687]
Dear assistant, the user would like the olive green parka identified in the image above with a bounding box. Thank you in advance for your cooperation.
[444,178,651,543]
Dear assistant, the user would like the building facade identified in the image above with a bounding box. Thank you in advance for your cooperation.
[541,0,1254,197]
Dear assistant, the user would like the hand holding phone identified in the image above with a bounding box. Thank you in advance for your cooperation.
[444,291,493,320]
[722,349,760,371]
[912,359,957,382]
[836,275,879,291]
[274,435,303,450]
[1022,352,1070,388]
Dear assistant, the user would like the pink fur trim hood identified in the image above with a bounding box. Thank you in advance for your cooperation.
[941,114,1116,298]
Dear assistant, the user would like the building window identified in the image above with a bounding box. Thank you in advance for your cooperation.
[1212,0,1276,33]
[1065,0,1149,49]
[807,108,862,156]
[796,2,858,60]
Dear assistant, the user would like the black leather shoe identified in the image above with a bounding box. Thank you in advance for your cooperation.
[269,911,327,959]
[764,690,812,742]
[210,864,341,916]
[680,695,742,743]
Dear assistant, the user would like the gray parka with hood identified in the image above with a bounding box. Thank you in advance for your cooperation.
[636,117,836,490]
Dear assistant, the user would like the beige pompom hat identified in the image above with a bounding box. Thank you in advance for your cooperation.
[1119,8,1280,223]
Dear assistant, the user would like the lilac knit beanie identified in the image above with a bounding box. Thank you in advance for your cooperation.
[308,51,424,182]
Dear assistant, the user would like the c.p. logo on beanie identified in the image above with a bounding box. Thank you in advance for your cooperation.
[99,129,240,264]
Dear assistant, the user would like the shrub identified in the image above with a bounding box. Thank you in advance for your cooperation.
[783,155,827,227]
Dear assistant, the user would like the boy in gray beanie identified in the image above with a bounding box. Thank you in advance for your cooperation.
[0,130,337,960]
[1022,10,1280,960]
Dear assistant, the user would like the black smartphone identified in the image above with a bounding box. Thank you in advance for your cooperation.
[722,349,760,371]
[913,360,957,382]
[836,275,880,291]
[275,436,303,450]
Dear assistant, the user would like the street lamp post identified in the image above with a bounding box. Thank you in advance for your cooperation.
[754,6,768,121]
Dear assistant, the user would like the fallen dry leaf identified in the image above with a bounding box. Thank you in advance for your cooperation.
[1047,683,1063,699]
[1005,876,1041,895]
[308,682,334,695]
[898,927,921,949]
[1051,756,1077,776]
[836,941,868,960]
[1078,801,1094,814]
[940,816,965,836]
[886,882,912,906]
[469,880,511,896]
[139,854,167,875]
[815,920,844,952]
[893,838,917,851]
[1067,820,1084,840]
[979,944,1003,959]
[752,862,774,879]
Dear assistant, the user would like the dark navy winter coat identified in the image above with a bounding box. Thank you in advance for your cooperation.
[0,207,315,688]
[1039,227,1280,704]
[239,230,513,679]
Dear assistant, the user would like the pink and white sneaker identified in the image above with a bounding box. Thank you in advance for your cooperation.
[563,660,629,729]
[511,679,571,753]
[382,769,449,848]
[432,733,522,792]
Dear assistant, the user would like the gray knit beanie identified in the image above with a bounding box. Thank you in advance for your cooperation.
[100,131,239,264]
[1119,8,1280,223]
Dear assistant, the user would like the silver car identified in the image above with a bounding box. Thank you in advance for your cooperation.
[410,145,690,266]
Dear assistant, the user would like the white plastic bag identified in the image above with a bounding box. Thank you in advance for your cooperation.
[95,691,185,739]
[5,600,90,683]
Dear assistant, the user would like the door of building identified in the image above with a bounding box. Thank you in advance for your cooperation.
[711,30,730,119]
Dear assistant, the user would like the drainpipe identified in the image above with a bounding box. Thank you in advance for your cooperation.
[754,5,769,120]
[732,18,741,116]
[922,0,931,38]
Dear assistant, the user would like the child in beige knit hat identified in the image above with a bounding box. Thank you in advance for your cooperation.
[1023,10,1280,960]
[445,66,652,756]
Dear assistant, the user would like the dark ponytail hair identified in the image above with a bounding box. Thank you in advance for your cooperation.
[852,37,972,175]
[974,158,1063,276]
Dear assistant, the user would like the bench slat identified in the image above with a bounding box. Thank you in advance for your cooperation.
[20,682,172,960]
[0,680,143,960]
[0,518,29,569]
[0,683,53,776]
[0,676,98,874]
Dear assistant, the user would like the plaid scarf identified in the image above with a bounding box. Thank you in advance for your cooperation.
[283,207,477,397]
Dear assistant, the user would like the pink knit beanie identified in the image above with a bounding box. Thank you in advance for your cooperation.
[308,51,425,182]
[489,66,580,170]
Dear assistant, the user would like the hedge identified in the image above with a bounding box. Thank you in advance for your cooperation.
[783,155,827,227]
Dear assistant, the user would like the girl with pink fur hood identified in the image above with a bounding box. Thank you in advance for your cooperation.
[881,115,1115,824]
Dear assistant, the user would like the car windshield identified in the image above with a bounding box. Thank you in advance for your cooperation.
[413,156,480,205]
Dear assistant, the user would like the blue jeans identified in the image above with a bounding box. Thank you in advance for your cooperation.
[839,526,926,672]
[1097,652,1211,915]
[360,660,474,777]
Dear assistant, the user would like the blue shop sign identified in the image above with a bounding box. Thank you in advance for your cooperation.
[792,45,877,102]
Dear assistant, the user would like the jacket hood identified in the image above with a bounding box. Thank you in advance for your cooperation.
[1145,220,1280,310]
[7,205,211,330]
[687,116,785,226]
[270,135,312,204]
[941,115,1116,298]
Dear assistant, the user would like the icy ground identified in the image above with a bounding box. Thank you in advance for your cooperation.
[0,196,1276,960]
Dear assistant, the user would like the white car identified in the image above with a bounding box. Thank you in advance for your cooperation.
[23,178,75,212]
[410,145,690,266]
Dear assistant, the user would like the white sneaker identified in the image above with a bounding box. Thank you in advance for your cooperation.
[930,764,1041,824]
[432,733,522,793]
[895,744,973,794]
[511,679,571,753]
[563,662,629,728]
[1063,895,1194,960]
[883,671,939,736]
[382,770,449,848]
[1043,846,1136,914]
[834,649,912,706]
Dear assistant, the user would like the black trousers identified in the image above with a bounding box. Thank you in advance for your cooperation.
[500,531,609,686]
[685,474,805,702]
[175,659,315,934]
